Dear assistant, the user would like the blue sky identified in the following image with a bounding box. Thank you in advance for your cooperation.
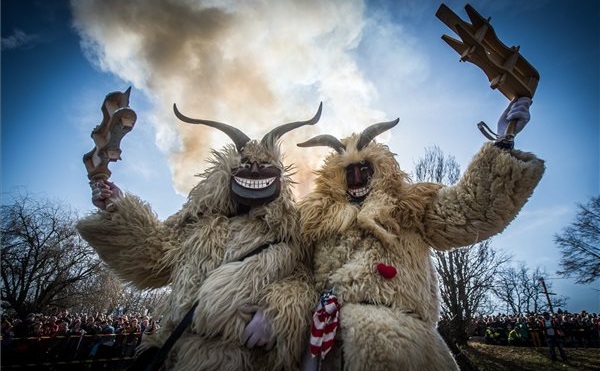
[2,0,598,313]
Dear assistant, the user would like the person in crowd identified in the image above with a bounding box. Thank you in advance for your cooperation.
[485,326,501,345]
[527,314,543,347]
[139,316,150,336]
[56,319,70,337]
[507,325,522,346]
[542,312,567,362]
[123,317,142,357]
[514,316,529,346]
[82,316,98,335]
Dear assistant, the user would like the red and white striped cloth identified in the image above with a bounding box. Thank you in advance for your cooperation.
[309,292,340,359]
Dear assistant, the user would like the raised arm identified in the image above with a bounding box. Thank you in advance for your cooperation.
[77,180,177,289]
[422,98,545,249]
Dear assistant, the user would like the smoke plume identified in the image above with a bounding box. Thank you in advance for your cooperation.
[71,0,389,197]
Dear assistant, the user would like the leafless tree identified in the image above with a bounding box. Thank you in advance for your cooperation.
[1,191,172,319]
[414,145,461,186]
[555,196,600,284]
[413,146,510,347]
[69,263,125,314]
[1,191,101,317]
[436,240,511,338]
[493,264,566,314]
[67,263,171,316]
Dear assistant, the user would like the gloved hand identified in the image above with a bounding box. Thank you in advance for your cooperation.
[497,97,532,138]
[240,306,275,350]
[91,180,122,210]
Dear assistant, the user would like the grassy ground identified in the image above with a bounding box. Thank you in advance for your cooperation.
[462,342,600,371]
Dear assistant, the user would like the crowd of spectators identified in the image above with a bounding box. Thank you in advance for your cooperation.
[1,309,160,368]
[470,309,600,348]
[2,308,599,368]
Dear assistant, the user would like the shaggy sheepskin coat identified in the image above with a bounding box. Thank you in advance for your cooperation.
[298,139,545,371]
[77,141,319,371]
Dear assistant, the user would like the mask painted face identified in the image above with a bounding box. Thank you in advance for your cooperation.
[346,160,374,202]
[174,102,321,209]
[297,119,399,202]
[231,159,282,206]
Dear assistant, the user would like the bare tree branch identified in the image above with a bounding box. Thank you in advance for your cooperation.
[1,191,100,317]
[555,196,600,284]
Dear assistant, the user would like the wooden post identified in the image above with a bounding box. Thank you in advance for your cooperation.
[538,277,555,314]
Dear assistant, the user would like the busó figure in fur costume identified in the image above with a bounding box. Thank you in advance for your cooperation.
[77,101,322,370]
[297,97,544,371]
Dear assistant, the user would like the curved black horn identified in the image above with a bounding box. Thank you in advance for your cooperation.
[173,103,251,153]
[297,134,345,154]
[356,118,399,150]
[261,102,323,147]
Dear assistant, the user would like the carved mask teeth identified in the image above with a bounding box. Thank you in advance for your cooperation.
[233,176,277,190]
[348,186,370,198]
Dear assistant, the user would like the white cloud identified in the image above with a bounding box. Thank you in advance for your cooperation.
[1,29,40,50]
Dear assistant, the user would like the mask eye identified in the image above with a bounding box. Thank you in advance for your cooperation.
[239,158,251,169]
[258,163,273,169]
[359,160,371,173]
[358,161,374,180]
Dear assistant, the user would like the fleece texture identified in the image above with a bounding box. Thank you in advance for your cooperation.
[299,138,545,371]
[77,140,319,371]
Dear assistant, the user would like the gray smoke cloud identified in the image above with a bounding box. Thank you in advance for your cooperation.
[71,0,392,197]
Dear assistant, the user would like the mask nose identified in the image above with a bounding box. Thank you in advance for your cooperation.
[352,165,362,184]
[346,164,363,187]
[250,162,260,175]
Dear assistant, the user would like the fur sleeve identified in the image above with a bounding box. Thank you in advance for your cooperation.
[259,265,319,370]
[76,194,177,289]
[423,143,545,250]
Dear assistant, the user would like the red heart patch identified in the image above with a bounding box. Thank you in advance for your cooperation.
[376,263,397,279]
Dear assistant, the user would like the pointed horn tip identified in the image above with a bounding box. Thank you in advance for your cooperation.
[378,117,400,130]
[316,101,323,116]
[355,118,400,150]
[296,135,323,148]
[173,103,185,119]
[295,134,346,153]
[306,101,323,126]
[173,103,180,116]
[172,103,196,124]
